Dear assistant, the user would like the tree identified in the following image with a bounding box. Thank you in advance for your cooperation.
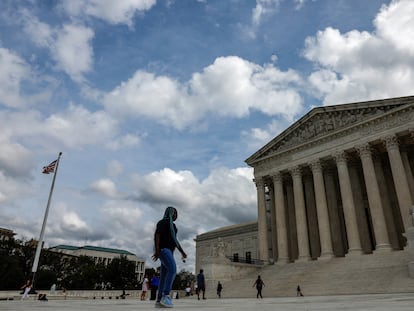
[172,269,195,290]
[0,237,33,289]
[104,256,136,289]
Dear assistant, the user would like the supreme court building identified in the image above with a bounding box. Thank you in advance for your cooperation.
[245,95,414,263]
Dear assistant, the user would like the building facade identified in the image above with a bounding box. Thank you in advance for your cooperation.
[50,245,146,282]
[195,221,259,272]
[0,227,16,241]
[245,96,414,263]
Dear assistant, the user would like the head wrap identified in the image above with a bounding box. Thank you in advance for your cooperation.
[163,206,184,253]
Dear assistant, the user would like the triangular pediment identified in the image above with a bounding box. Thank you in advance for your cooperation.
[246,96,414,166]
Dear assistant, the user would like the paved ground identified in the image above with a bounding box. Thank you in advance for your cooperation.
[1,293,414,311]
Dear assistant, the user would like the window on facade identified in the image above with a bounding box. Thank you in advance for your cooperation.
[233,253,239,262]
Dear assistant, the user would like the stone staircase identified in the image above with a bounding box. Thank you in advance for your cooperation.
[207,249,414,298]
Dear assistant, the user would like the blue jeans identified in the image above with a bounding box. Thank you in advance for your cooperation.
[157,248,176,301]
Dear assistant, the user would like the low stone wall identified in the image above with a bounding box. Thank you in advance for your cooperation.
[0,290,188,301]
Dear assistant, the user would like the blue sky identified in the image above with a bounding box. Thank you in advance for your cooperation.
[1,0,413,272]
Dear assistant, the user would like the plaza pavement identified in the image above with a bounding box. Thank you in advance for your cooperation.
[1,293,414,311]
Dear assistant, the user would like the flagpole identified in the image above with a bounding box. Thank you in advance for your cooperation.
[31,152,63,286]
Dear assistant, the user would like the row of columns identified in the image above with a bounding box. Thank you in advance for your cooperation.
[255,134,414,263]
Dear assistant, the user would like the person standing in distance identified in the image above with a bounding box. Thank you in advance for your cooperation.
[152,206,187,308]
[252,275,265,299]
[197,269,206,300]
[216,281,223,298]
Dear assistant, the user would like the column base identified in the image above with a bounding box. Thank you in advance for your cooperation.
[374,244,393,252]
[345,248,364,256]
[319,252,335,260]
[295,256,312,262]
[275,257,290,265]
[408,262,414,278]
[403,226,414,278]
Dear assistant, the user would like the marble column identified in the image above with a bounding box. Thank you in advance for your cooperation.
[384,135,413,230]
[373,155,400,250]
[357,144,392,251]
[290,166,311,260]
[310,160,334,258]
[267,184,277,262]
[272,173,289,263]
[285,181,298,260]
[348,160,372,253]
[334,151,363,254]
[324,168,346,256]
[255,178,269,262]
[401,149,414,202]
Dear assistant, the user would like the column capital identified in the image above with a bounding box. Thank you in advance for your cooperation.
[271,172,283,183]
[309,159,323,173]
[253,178,265,188]
[290,166,302,178]
[333,150,348,164]
[383,135,399,150]
[355,143,372,159]
[408,128,414,139]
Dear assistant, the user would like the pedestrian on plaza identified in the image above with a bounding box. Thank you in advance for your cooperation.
[152,206,187,308]
[120,286,128,299]
[197,269,206,300]
[216,281,223,298]
[150,274,159,300]
[38,293,48,301]
[252,275,265,298]
[141,274,149,300]
[297,285,304,297]
[21,280,32,300]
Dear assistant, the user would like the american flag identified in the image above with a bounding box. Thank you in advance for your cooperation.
[42,159,57,174]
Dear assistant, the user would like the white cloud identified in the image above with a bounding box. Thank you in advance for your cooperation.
[20,9,94,83]
[0,48,31,108]
[52,24,94,83]
[294,0,307,10]
[89,178,119,198]
[59,0,156,27]
[0,131,34,178]
[104,56,303,129]
[46,203,108,243]
[375,0,414,56]
[106,133,141,150]
[134,168,203,208]
[42,104,118,149]
[0,105,123,151]
[242,119,287,151]
[303,0,414,105]
[20,8,54,48]
[102,201,143,228]
[0,171,33,204]
[252,0,282,26]
[133,166,256,226]
[104,71,195,129]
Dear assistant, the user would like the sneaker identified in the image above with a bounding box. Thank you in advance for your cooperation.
[160,295,173,308]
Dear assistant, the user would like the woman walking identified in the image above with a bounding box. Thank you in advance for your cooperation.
[152,206,187,308]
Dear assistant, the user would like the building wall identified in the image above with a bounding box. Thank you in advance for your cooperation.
[195,222,258,273]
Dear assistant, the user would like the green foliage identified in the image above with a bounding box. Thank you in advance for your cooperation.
[104,256,136,289]
[0,248,24,289]
[172,269,196,290]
